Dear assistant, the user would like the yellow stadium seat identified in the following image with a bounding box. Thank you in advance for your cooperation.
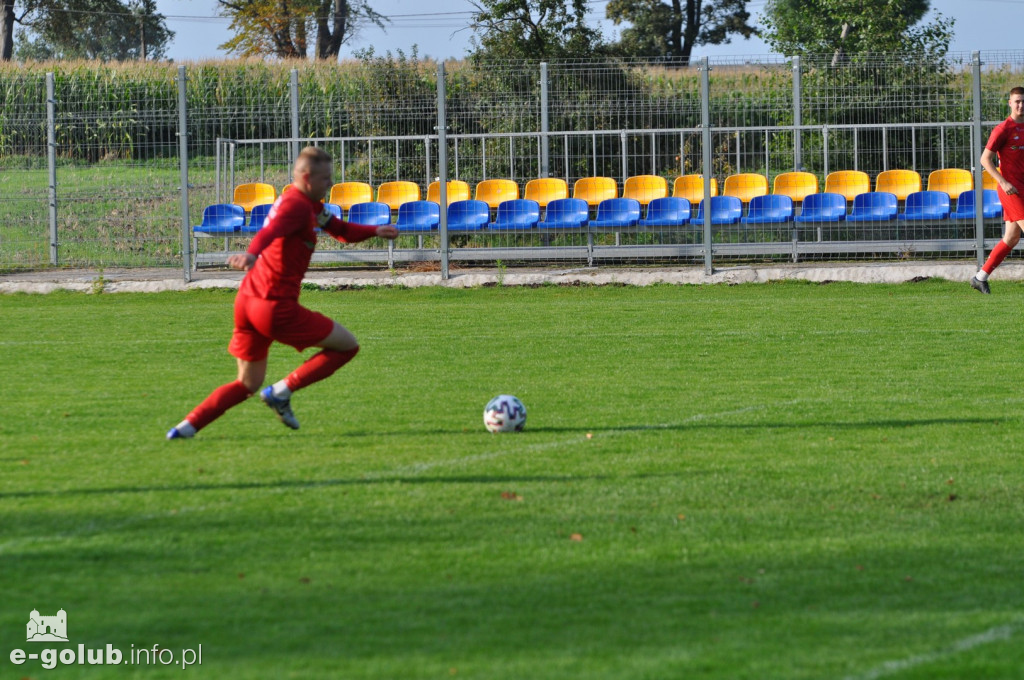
[573,176,618,207]
[376,181,421,211]
[983,168,1001,191]
[233,183,276,214]
[824,170,871,202]
[723,173,769,203]
[874,169,922,201]
[427,180,471,205]
[475,179,519,209]
[524,178,569,208]
[772,171,819,202]
[672,175,717,203]
[926,169,973,200]
[623,175,668,206]
[329,182,373,211]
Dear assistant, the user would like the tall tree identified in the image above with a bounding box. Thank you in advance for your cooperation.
[3,0,172,61]
[469,0,604,61]
[761,0,953,62]
[606,0,756,64]
[217,0,386,60]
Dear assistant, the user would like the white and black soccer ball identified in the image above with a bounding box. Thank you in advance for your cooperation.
[483,394,527,433]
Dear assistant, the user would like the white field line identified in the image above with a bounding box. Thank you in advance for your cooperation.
[368,399,804,479]
[844,620,1024,680]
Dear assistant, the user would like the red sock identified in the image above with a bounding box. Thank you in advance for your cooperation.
[983,240,1013,274]
[284,347,359,392]
[186,380,253,431]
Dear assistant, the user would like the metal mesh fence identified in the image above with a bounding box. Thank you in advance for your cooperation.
[2,51,1024,275]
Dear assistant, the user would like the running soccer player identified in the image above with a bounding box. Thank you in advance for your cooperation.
[167,146,399,439]
[972,87,1024,294]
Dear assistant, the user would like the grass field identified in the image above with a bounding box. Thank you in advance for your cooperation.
[2,280,1024,679]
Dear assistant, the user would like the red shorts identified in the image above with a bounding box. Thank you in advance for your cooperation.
[998,186,1024,222]
[228,293,335,362]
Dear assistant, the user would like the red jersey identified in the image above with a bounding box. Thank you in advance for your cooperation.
[986,117,1024,187]
[239,188,380,300]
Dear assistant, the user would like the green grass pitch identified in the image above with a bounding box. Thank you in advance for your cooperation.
[2,280,1024,679]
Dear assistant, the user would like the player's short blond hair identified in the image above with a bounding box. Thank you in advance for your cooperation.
[293,146,332,179]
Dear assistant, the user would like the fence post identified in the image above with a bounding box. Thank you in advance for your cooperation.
[792,56,802,170]
[177,65,192,282]
[46,72,58,267]
[540,62,549,178]
[437,61,450,280]
[290,69,300,164]
[700,57,713,275]
[971,51,985,268]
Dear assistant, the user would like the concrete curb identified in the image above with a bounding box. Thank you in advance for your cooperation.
[1,262,1021,294]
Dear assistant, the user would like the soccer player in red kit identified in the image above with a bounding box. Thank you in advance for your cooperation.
[972,87,1024,294]
[167,146,399,439]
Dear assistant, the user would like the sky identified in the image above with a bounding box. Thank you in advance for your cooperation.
[154,0,1022,63]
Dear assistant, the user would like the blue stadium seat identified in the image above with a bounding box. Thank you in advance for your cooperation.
[538,198,589,229]
[898,191,950,221]
[638,197,690,227]
[324,203,343,219]
[394,200,440,232]
[241,203,273,234]
[794,193,846,223]
[741,194,794,224]
[951,189,1002,220]
[589,198,641,228]
[447,200,491,231]
[193,203,245,235]
[347,201,392,226]
[845,192,898,222]
[488,199,540,230]
[690,196,743,225]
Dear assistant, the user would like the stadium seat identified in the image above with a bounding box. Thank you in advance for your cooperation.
[874,169,921,201]
[232,183,276,214]
[772,172,819,202]
[488,199,541,230]
[638,197,691,227]
[447,200,491,231]
[723,173,769,203]
[824,170,871,202]
[241,203,273,234]
[845,192,898,222]
[193,203,245,234]
[588,198,641,228]
[672,174,717,203]
[573,176,618,207]
[537,198,589,229]
[951,189,1002,220]
[347,201,392,226]
[794,193,846,223]
[524,178,569,208]
[690,196,743,225]
[475,179,519,209]
[622,175,668,207]
[982,168,1001,191]
[927,169,972,200]
[376,181,421,211]
[328,182,373,212]
[394,200,440,232]
[427,180,471,205]
[741,195,794,224]
[898,191,950,221]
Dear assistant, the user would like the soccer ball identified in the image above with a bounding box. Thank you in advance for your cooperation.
[483,395,527,433]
